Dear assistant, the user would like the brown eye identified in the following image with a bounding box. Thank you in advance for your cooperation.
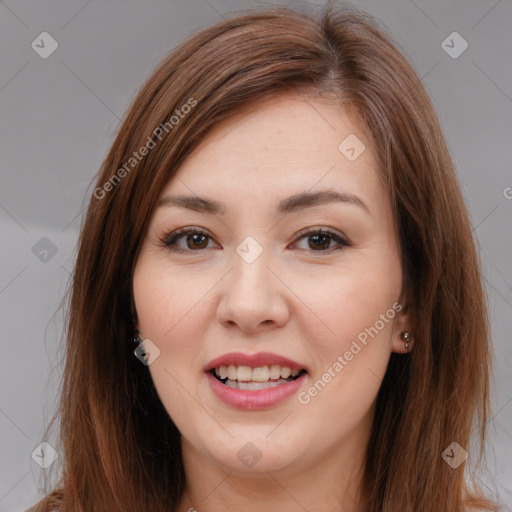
[160,228,218,253]
[185,233,209,250]
[294,228,351,253]
[307,233,332,250]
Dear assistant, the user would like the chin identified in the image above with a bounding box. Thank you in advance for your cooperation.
[192,429,305,474]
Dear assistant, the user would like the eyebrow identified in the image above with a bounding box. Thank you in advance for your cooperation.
[156,190,370,215]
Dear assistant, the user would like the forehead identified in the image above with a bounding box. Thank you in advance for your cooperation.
[163,93,383,205]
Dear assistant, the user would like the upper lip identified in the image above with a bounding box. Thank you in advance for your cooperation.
[205,352,308,373]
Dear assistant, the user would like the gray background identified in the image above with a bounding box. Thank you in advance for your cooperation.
[0,0,511,510]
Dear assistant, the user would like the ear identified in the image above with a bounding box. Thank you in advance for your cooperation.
[390,300,414,354]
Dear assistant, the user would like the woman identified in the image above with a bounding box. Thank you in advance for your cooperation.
[29,2,500,511]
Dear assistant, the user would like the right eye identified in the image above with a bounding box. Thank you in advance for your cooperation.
[158,227,220,253]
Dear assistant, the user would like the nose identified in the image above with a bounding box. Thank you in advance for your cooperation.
[216,247,290,334]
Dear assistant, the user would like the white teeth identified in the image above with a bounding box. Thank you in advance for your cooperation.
[214,364,303,383]
[227,365,237,380]
[252,366,270,382]
[237,365,253,382]
[280,367,291,379]
[225,378,290,390]
[269,365,281,379]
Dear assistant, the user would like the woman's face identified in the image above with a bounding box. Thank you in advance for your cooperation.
[133,93,410,477]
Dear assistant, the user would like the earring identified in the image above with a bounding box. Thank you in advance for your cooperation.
[133,323,141,345]
[400,331,412,352]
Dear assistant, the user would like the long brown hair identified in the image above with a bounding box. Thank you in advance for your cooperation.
[33,2,499,511]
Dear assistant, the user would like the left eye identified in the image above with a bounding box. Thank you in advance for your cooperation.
[293,228,350,252]
[159,227,350,254]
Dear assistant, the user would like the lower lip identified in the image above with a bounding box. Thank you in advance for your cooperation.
[205,372,307,410]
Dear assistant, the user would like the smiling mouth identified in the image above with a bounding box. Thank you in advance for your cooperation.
[211,365,308,390]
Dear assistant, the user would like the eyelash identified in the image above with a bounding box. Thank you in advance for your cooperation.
[157,226,352,255]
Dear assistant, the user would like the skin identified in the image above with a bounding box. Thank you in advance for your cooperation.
[132,92,412,512]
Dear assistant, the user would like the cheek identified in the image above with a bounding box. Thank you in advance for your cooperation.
[133,253,214,377]
[133,259,209,428]
[133,252,204,340]
[301,260,401,350]
[298,274,398,418]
